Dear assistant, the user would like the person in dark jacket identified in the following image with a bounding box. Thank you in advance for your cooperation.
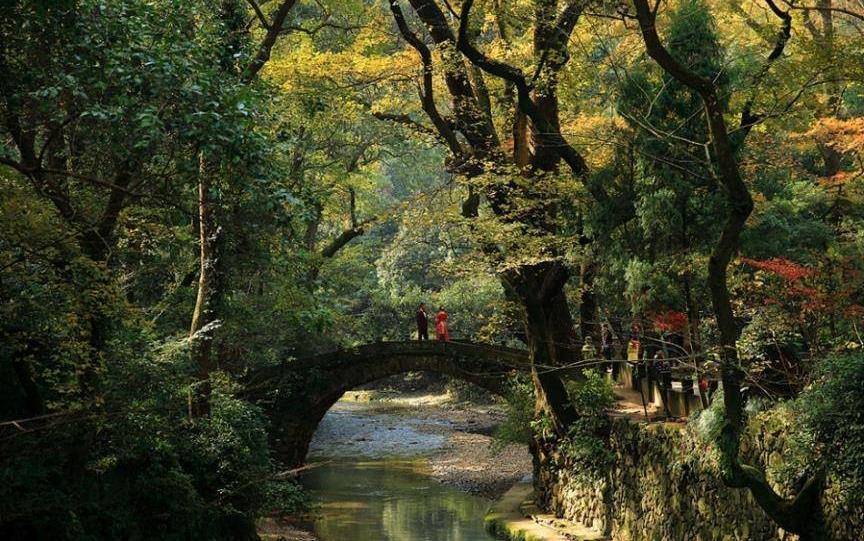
[416,303,429,341]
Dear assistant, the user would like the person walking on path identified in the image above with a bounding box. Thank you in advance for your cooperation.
[416,303,429,341]
[435,306,450,342]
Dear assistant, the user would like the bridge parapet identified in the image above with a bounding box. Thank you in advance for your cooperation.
[292,340,530,370]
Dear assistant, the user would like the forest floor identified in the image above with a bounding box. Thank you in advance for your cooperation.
[258,390,532,540]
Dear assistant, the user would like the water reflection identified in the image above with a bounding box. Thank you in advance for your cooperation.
[301,460,497,541]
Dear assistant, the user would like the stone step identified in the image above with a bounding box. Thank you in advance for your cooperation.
[486,481,608,541]
[520,502,607,541]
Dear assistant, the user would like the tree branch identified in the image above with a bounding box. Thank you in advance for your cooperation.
[389,0,464,158]
[534,0,591,76]
[739,0,793,138]
[371,111,438,138]
[83,164,137,260]
[779,0,864,21]
[404,0,497,153]
[0,155,26,174]
[319,221,370,259]
[245,0,271,30]
[456,0,594,181]
[631,1,713,93]
[242,0,299,83]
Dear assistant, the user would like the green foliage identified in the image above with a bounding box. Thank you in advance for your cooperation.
[691,388,726,445]
[498,371,616,473]
[492,376,536,453]
[0,337,305,540]
[567,370,616,416]
[607,0,727,322]
[0,1,306,537]
[798,351,864,503]
[557,371,616,472]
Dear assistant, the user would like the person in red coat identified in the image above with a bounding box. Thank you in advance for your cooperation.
[435,306,450,342]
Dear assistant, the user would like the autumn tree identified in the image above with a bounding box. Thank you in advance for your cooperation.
[377,0,636,436]
[630,0,830,537]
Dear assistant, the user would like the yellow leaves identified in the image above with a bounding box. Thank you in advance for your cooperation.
[561,113,629,169]
[801,117,864,156]
[264,21,417,94]
[268,46,416,91]
[263,25,420,130]
[818,171,857,189]
[796,118,864,191]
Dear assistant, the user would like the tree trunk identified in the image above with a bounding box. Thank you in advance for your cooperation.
[503,262,578,434]
[189,153,221,417]
[632,1,825,535]
[525,309,578,433]
[11,346,44,417]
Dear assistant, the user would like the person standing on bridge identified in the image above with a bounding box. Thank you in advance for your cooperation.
[416,302,429,341]
[435,306,450,342]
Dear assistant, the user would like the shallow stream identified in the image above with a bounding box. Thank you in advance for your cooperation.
[302,459,497,541]
[300,399,498,541]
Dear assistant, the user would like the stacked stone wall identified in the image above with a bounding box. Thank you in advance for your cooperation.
[538,416,863,541]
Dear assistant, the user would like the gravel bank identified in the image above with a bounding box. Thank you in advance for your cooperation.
[321,391,533,498]
[401,398,533,498]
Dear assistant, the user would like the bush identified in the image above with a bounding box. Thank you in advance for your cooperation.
[492,376,536,453]
[492,370,616,470]
[0,338,301,541]
[797,351,864,504]
[558,370,616,472]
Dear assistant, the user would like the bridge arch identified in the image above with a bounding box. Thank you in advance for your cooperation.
[246,341,530,466]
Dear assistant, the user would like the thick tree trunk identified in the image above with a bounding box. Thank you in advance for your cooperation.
[503,262,578,434]
[548,287,580,360]
[504,263,580,506]
[524,310,578,433]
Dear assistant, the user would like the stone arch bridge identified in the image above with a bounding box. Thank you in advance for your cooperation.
[244,340,530,466]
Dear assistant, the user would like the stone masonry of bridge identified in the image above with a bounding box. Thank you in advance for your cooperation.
[245,340,531,466]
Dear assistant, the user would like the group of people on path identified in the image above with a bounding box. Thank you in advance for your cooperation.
[415,303,449,341]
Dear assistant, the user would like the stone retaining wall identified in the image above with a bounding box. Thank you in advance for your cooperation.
[537,416,863,541]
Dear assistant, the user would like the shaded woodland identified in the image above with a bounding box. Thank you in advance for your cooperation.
[1,1,863,539]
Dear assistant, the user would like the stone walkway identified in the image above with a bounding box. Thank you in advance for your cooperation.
[612,385,660,420]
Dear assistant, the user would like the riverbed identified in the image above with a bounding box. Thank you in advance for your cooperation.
[260,393,532,540]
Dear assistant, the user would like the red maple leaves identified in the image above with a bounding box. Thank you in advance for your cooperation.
[650,310,689,332]
[741,257,813,282]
